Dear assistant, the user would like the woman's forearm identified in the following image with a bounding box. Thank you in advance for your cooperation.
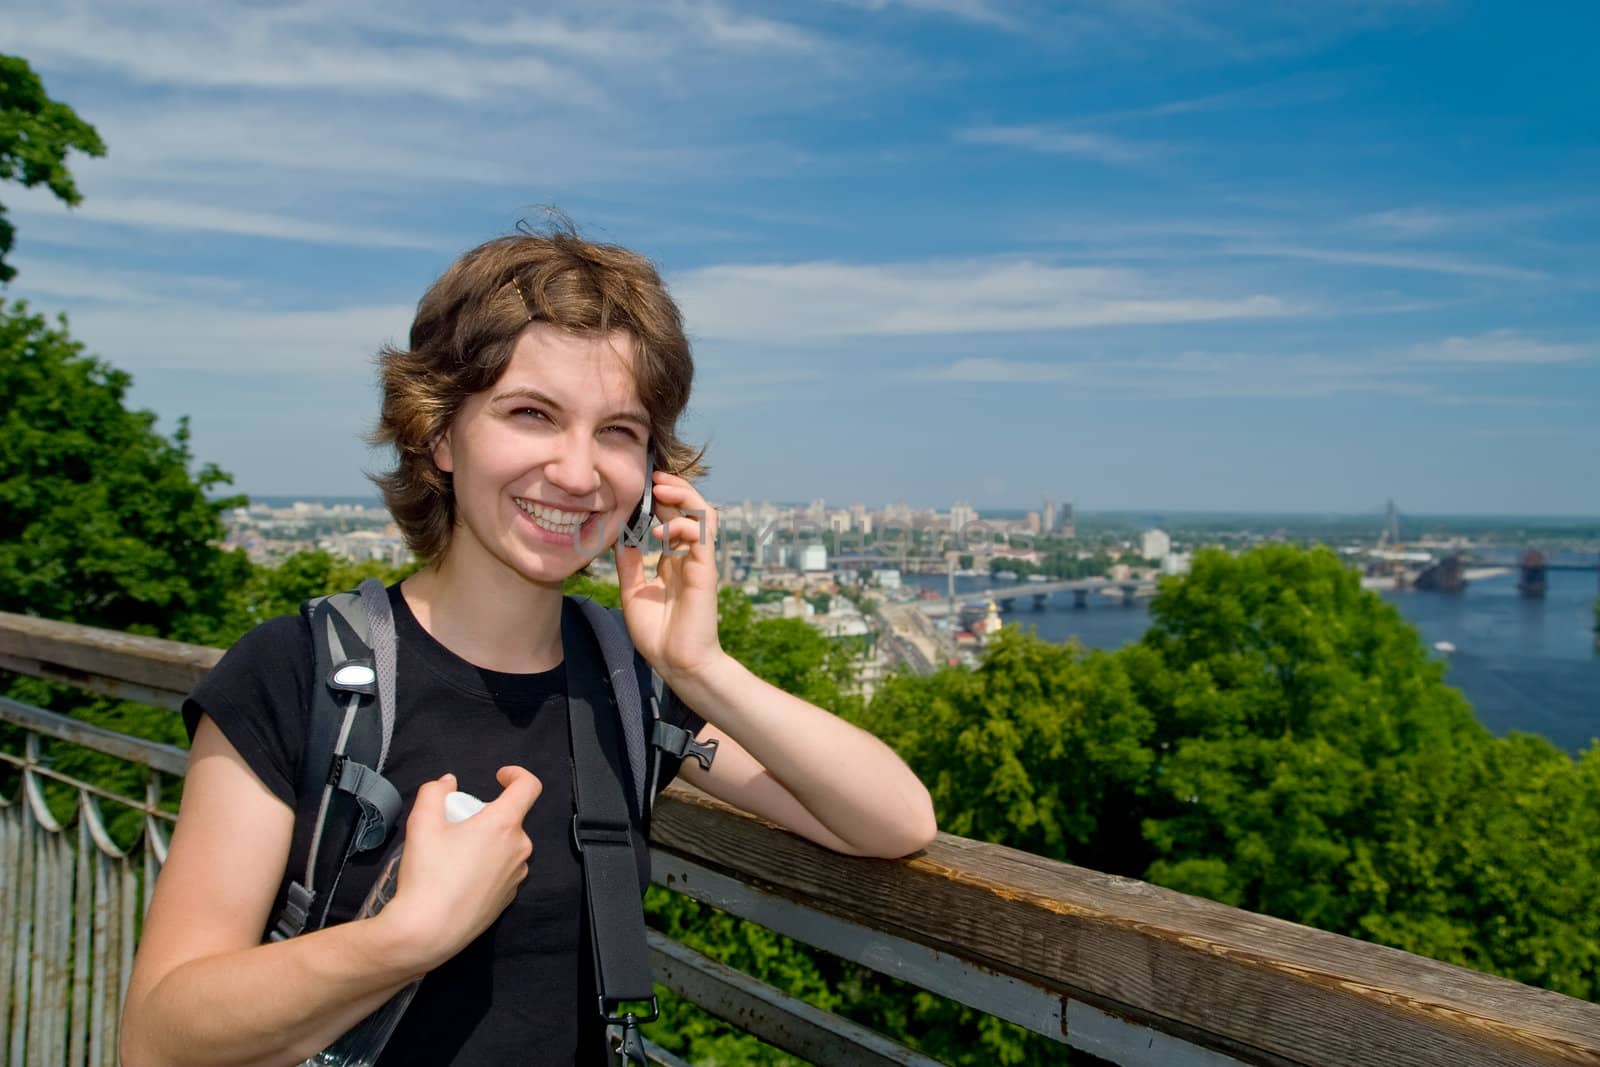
[120,913,423,1067]
[665,652,937,856]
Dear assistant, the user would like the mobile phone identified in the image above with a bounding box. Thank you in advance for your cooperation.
[625,449,655,542]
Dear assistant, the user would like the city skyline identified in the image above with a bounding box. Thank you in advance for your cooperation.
[3,1,1596,514]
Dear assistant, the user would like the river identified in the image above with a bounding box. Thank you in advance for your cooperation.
[904,569,1599,756]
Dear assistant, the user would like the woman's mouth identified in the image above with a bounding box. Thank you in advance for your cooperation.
[514,498,597,541]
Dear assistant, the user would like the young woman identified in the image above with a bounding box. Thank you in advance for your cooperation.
[119,230,937,1066]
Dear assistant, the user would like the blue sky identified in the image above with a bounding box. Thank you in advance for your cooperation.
[3,0,1596,515]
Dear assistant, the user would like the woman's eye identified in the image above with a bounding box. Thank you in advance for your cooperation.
[603,425,643,441]
[512,407,550,421]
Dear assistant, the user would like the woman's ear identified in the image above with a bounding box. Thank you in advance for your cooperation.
[431,432,454,474]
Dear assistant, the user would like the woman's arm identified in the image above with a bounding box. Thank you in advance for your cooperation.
[668,656,937,858]
[617,472,937,860]
[120,717,540,1067]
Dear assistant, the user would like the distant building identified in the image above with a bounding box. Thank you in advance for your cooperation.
[872,569,902,590]
[1141,529,1171,561]
[1058,500,1076,538]
[1161,552,1192,576]
[1042,499,1056,532]
[799,544,828,572]
[950,500,978,533]
[828,510,851,534]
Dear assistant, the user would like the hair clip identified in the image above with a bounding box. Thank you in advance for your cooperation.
[509,277,535,322]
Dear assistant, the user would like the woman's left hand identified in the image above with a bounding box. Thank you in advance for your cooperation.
[615,471,724,683]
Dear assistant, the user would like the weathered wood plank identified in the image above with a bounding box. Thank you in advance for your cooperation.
[648,931,944,1066]
[650,784,1600,1067]
[0,611,219,703]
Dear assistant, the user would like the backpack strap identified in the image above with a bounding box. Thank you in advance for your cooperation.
[562,599,657,1063]
[268,579,403,942]
[572,599,718,827]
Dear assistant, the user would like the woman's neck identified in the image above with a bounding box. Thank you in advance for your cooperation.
[400,558,566,674]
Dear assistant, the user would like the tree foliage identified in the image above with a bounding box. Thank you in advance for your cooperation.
[869,546,1600,1003]
[0,55,105,283]
[0,303,251,642]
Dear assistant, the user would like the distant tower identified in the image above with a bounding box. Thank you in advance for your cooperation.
[1060,500,1076,539]
[1381,499,1401,548]
[1042,499,1057,533]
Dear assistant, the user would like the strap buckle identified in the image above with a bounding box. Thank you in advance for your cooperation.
[650,720,719,771]
[573,815,633,853]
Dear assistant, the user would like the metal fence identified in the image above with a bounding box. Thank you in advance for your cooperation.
[1,697,181,1067]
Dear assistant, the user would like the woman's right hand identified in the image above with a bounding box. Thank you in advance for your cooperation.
[374,766,541,972]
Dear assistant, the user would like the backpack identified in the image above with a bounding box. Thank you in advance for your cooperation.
[265,579,717,1063]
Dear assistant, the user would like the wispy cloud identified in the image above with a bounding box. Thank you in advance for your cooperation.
[61,300,413,376]
[1407,330,1594,365]
[4,4,596,105]
[913,357,1079,383]
[1225,243,1546,282]
[672,258,1301,339]
[10,190,437,250]
[6,254,412,375]
[907,349,1433,399]
[957,124,1159,164]
[831,0,1019,30]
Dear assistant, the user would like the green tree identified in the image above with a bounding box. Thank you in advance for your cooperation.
[208,549,421,646]
[0,55,105,283]
[0,304,251,642]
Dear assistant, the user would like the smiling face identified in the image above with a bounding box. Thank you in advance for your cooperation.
[431,323,650,587]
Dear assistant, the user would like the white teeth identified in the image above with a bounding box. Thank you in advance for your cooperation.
[515,498,591,533]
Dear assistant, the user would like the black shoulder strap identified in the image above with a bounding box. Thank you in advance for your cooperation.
[268,579,402,942]
[572,600,717,829]
[562,599,658,1063]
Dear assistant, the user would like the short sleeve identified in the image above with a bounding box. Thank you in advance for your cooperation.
[182,615,312,808]
[650,681,708,796]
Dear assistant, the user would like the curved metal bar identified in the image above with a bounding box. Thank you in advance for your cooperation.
[5,805,29,1066]
[80,793,131,862]
[0,751,179,823]
[23,734,66,833]
[71,814,94,1067]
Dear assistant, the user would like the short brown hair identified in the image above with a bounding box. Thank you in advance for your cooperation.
[370,224,704,561]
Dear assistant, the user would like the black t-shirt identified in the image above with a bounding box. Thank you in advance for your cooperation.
[181,585,703,1065]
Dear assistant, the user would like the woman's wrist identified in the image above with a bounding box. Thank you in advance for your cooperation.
[361,901,446,981]
[658,648,744,711]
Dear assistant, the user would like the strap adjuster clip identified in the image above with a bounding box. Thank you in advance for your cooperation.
[573,815,632,852]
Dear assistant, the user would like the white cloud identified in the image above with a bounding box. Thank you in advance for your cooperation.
[10,188,438,250]
[5,252,401,393]
[672,258,1300,340]
[1408,330,1594,365]
[8,259,249,305]
[35,285,416,375]
[908,349,1438,400]
[1226,243,1545,282]
[913,358,1078,383]
[4,4,593,105]
[832,0,1019,29]
[957,125,1158,164]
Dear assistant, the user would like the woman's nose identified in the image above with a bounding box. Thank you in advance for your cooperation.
[545,433,601,498]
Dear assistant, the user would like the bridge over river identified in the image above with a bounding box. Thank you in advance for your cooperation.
[915,576,1159,615]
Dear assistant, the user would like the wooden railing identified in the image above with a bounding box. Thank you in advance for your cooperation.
[3,609,1599,1066]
